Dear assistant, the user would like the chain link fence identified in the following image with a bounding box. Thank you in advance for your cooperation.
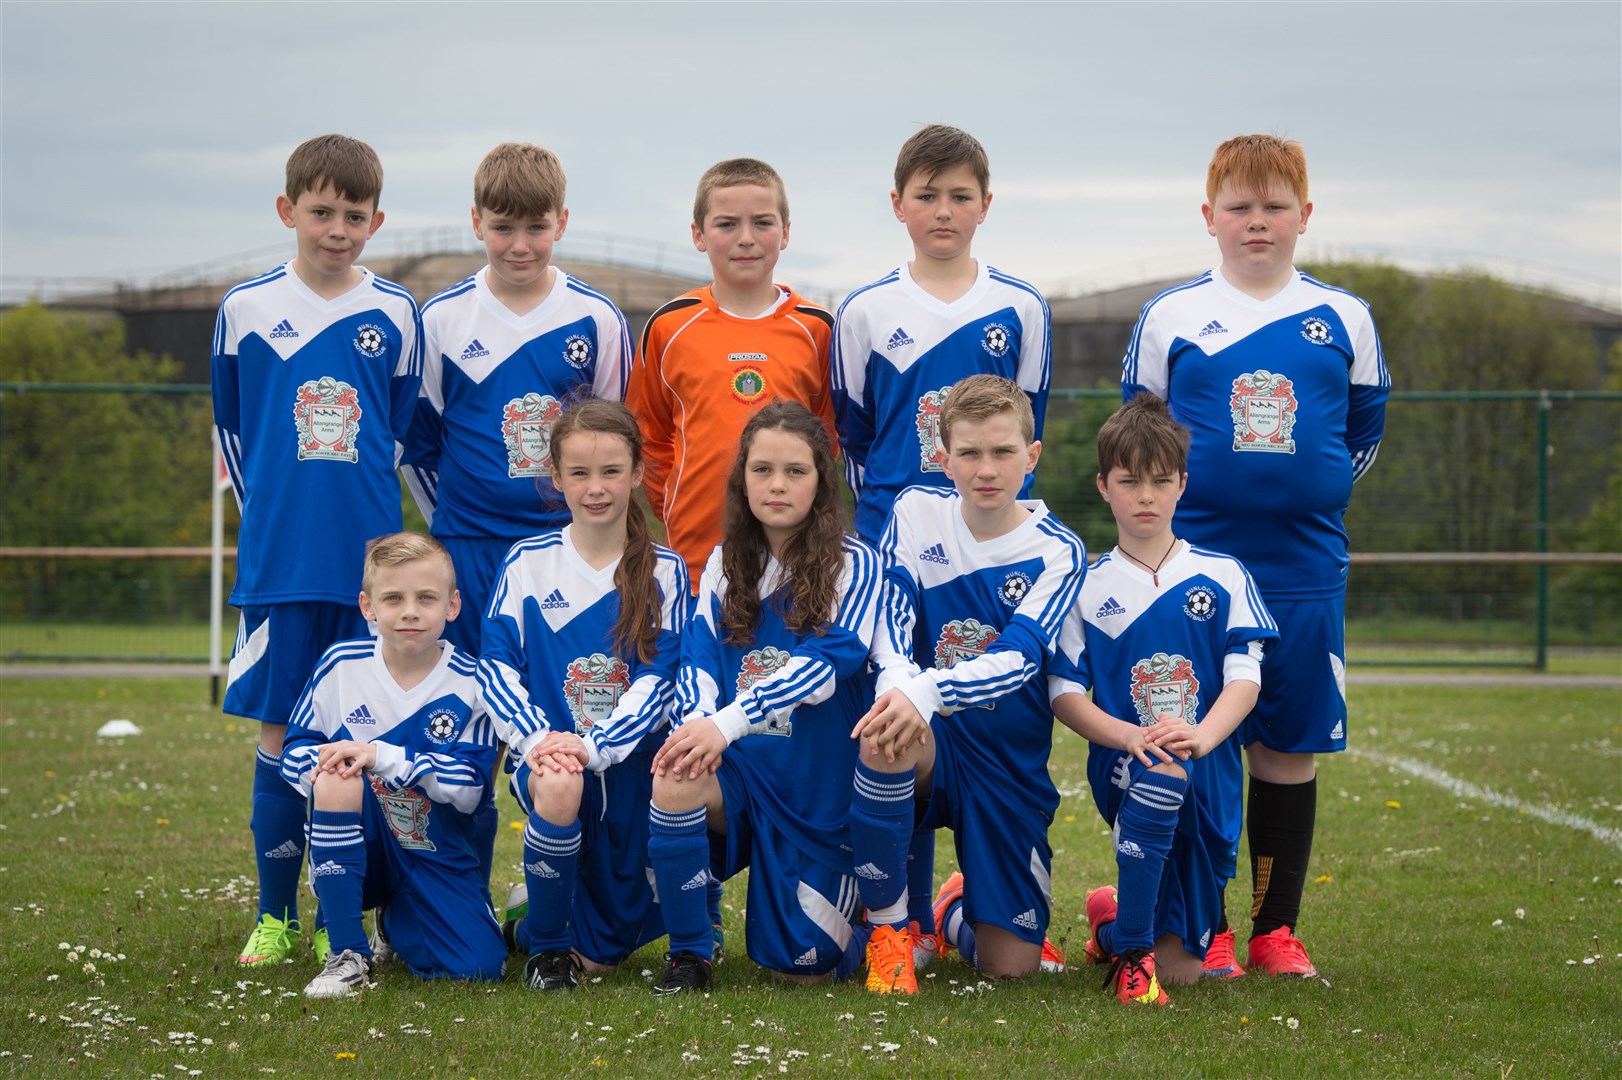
[1,383,1619,667]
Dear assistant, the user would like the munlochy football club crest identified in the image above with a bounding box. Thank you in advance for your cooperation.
[502,392,564,477]
[563,334,594,369]
[1128,651,1201,726]
[564,653,631,735]
[914,386,952,472]
[368,773,435,851]
[293,376,362,462]
[980,322,1011,357]
[737,646,793,735]
[1229,369,1298,453]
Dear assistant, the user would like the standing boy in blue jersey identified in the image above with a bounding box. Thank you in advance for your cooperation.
[831,126,1051,961]
[1122,134,1389,977]
[849,375,1085,993]
[281,533,504,998]
[1049,395,1277,1006]
[402,142,631,658]
[212,134,422,967]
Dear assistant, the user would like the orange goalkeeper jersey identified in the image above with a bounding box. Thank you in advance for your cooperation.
[627,285,836,586]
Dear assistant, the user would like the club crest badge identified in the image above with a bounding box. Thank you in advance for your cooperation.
[936,618,999,670]
[353,323,387,358]
[981,322,1011,358]
[425,707,461,745]
[1229,369,1298,453]
[914,386,952,473]
[563,334,594,369]
[999,571,1034,608]
[729,365,768,405]
[1184,585,1217,622]
[738,646,793,736]
[293,376,362,462]
[368,774,435,851]
[501,393,564,477]
[1128,652,1201,726]
[564,653,631,735]
[1300,316,1333,346]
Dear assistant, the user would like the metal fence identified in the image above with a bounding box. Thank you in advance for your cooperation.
[1,383,1618,668]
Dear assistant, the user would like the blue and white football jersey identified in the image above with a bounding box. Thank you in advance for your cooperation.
[403,268,631,540]
[873,488,1085,819]
[212,264,422,604]
[677,537,880,873]
[1122,268,1389,600]
[832,263,1051,543]
[280,638,497,871]
[1050,544,1278,876]
[477,527,688,770]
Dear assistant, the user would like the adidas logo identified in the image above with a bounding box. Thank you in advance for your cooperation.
[1012,909,1039,931]
[540,589,569,610]
[1197,320,1228,338]
[344,704,376,727]
[311,860,346,878]
[268,318,299,340]
[524,860,560,879]
[885,326,915,350]
[680,870,709,892]
[919,543,949,565]
[460,338,491,360]
[1095,596,1127,618]
[853,862,889,881]
[1116,839,1147,860]
[263,840,302,859]
[1330,720,1345,740]
[794,947,820,967]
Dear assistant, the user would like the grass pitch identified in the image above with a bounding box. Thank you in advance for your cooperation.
[0,677,1617,1077]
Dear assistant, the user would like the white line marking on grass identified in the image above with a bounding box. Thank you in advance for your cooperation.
[1348,748,1622,852]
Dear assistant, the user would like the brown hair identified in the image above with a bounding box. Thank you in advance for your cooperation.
[362,531,455,594]
[693,158,789,227]
[938,374,1033,449]
[474,142,567,218]
[548,399,662,665]
[893,124,989,195]
[719,402,846,646]
[285,134,383,208]
[1097,393,1191,479]
[1206,134,1308,206]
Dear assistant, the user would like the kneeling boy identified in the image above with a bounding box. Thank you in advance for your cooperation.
[280,533,504,998]
[851,374,1086,991]
[1050,395,1277,1005]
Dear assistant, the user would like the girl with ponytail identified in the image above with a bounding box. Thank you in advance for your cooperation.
[478,398,690,991]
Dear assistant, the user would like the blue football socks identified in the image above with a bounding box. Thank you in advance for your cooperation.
[648,803,712,959]
[850,761,914,927]
[307,809,367,956]
[522,814,582,956]
[252,748,307,922]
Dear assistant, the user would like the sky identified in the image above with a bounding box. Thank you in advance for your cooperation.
[2,1,1618,309]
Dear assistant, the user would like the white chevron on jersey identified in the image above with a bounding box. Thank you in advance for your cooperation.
[477,526,688,771]
[832,262,1052,543]
[404,267,631,539]
[280,638,497,832]
[211,263,422,604]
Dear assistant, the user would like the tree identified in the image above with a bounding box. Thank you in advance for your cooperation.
[1301,264,1602,611]
[0,301,214,619]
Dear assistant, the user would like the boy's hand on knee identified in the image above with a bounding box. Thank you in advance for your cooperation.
[529,732,587,774]
[852,689,929,763]
[1124,723,1181,768]
[652,717,726,780]
[317,740,376,778]
[1144,714,1198,760]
